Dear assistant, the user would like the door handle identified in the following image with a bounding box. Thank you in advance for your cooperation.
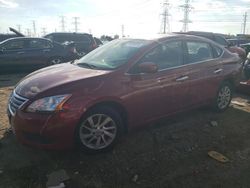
[17,51,25,54]
[176,76,189,82]
[214,68,223,74]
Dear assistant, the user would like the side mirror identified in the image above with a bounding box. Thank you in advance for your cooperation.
[138,62,158,74]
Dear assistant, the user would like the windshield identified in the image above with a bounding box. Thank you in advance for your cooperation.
[76,39,150,70]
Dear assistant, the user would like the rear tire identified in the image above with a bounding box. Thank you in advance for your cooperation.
[48,57,63,65]
[213,82,233,112]
[75,106,123,153]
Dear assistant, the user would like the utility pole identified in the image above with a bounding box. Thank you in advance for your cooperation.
[243,12,247,35]
[180,0,193,32]
[160,0,171,34]
[72,17,80,32]
[41,27,46,36]
[32,20,36,37]
[60,16,66,32]
[121,24,125,37]
[17,24,21,33]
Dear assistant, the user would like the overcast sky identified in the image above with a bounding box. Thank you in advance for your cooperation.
[0,0,250,37]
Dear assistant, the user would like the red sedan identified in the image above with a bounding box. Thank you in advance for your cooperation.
[7,34,242,152]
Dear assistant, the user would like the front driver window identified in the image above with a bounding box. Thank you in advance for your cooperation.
[130,40,183,73]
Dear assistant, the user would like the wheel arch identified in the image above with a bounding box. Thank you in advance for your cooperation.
[83,100,129,133]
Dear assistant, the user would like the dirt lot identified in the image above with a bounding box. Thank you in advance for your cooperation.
[0,74,250,188]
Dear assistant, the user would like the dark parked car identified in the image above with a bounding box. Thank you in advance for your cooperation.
[44,32,97,55]
[176,31,246,60]
[0,37,77,73]
[7,34,242,152]
[228,38,250,47]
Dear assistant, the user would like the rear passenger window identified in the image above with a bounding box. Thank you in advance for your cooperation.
[29,39,51,49]
[186,41,213,64]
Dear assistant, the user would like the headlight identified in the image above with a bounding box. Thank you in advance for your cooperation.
[26,94,71,113]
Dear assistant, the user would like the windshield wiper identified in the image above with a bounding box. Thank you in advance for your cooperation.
[76,62,97,69]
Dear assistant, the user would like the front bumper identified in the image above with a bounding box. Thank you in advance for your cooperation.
[8,108,81,150]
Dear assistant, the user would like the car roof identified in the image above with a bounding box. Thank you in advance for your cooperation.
[44,32,92,36]
[144,33,219,43]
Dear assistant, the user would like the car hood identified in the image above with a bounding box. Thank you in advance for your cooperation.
[15,63,110,98]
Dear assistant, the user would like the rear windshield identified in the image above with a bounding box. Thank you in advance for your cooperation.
[76,39,151,70]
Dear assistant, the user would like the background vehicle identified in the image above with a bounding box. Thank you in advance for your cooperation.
[8,34,242,153]
[176,31,246,60]
[228,38,250,47]
[0,37,78,73]
[44,32,98,56]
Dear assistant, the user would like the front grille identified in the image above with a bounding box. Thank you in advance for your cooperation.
[8,90,28,116]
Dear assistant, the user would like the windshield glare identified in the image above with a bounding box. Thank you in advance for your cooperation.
[76,39,150,70]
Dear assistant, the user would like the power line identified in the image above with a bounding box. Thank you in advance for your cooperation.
[180,0,193,32]
[72,17,80,32]
[242,12,247,34]
[60,16,66,32]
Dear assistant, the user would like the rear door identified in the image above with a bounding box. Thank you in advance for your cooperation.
[0,39,26,72]
[182,39,224,106]
[25,38,53,69]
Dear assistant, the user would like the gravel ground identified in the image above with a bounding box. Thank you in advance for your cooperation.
[0,74,250,188]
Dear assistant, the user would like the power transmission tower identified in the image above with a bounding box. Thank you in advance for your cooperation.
[32,20,36,37]
[160,0,171,34]
[26,28,31,37]
[121,24,125,37]
[60,16,66,32]
[180,0,193,32]
[73,17,80,32]
[41,27,46,36]
[243,12,247,34]
[17,24,21,33]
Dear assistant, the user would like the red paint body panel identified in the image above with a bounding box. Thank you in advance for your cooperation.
[8,35,242,149]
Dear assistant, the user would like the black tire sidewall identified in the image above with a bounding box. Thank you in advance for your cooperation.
[48,57,62,65]
[75,106,123,153]
[214,82,233,112]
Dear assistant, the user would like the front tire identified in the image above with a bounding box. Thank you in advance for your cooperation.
[76,106,123,153]
[214,82,233,112]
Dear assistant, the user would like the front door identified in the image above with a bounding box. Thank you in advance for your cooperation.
[125,40,190,125]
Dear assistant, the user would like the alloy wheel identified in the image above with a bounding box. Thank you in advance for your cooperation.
[217,85,231,110]
[79,114,117,150]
